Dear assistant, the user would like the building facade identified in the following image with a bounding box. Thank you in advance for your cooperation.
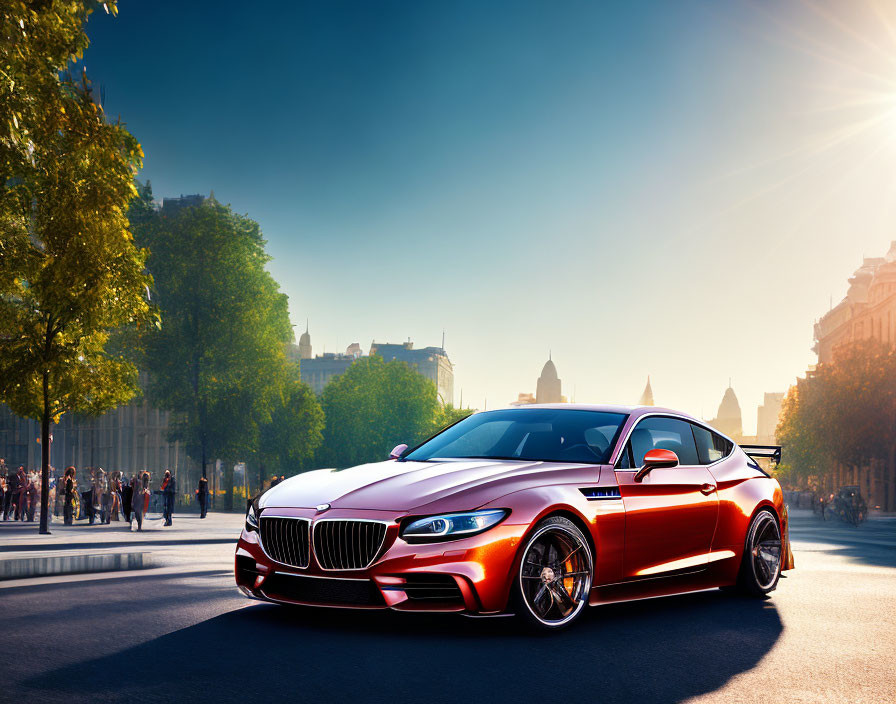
[296,336,455,404]
[709,385,743,441]
[0,374,198,480]
[299,352,357,395]
[756,392,785,445]
[370,342,454,406]
[535,357,563,404]
[814,241,896,363]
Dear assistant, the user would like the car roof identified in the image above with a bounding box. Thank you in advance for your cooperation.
[490,403,701,422]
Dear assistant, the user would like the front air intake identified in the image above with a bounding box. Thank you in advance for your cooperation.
[313,519,387,570]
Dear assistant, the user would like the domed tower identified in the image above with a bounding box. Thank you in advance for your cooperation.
[298,320,312,360]
[639,376,654,406]
[536,355,562,404]
[713,383,742,439]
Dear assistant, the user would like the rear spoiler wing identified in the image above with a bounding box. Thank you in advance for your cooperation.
[740,445,782,465]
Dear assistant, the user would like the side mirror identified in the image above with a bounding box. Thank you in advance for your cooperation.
[389,443,408,460]
[634,448,679,482]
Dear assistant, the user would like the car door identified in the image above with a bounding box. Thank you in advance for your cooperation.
[614,416,719,580]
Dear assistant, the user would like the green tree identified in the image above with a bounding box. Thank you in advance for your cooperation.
[132,194,300,509]
[318,355,440,467]
[777,339,896,507]
[254,363,324,488]
[430,404,473,437]
[0,1,151,533]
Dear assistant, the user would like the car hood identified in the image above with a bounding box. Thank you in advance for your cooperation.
[258,458,603,514]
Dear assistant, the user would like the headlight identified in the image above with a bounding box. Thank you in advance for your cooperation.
[400,509,508,543]
[245,504,259,532]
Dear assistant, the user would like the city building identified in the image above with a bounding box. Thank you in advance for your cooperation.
[814,241,896,363]
[299,352,357,395]
[535,356,563,404]
[370,341,454,405]
[510,393,536,406]
[160,193,206,212]
[0,373,198,478]
[297,321,312,360]
[709,384,743,440]
[756,392,785,444]
[638,376,654,406]
[297,338,454,404]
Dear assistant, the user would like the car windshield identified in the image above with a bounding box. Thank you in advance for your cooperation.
[404,409,628,464]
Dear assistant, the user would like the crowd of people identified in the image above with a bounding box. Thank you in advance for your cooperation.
[0,459,211,529]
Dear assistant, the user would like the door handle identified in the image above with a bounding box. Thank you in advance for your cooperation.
[700,483,717,495]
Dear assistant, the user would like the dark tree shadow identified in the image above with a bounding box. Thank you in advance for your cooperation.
[25,589,782,704]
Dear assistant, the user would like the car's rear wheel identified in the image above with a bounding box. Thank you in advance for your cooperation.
[731,510,782,596]
[513,516,592,630]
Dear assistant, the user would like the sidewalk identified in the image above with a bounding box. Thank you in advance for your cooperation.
[0,512,244,580]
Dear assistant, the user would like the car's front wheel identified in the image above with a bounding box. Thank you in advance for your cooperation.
[513,516,593,630]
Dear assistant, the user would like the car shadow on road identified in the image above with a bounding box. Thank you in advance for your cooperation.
[26,588,781,704]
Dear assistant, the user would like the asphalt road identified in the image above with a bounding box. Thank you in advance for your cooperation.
[1,511,893,704]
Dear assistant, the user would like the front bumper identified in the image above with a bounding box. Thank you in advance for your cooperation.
[235,508,527,614]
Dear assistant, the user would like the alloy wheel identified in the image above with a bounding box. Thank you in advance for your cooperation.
[519,522,592,627]
[749,512,782,590]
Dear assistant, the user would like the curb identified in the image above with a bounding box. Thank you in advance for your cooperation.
[0,551,154,581]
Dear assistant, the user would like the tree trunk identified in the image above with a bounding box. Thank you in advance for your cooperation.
[258,461,265,497]
[39,371,51,534]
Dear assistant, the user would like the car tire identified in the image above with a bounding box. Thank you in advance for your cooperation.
[512,516,593,631]
[730,509,782,597]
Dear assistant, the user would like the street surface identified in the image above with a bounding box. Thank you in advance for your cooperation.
[0,510,893,704]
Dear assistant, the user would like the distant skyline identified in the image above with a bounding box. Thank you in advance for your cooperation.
[83,1,896,433]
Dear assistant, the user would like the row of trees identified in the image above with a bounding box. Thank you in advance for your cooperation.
[0,3,470,531]
[776,339,896,511]
[131,188,469,506]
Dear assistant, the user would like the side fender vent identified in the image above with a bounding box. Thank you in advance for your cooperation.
[579,486,621,500]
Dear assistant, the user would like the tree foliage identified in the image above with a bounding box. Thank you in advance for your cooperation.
[131,190,322,507]
[776,339,896,487]
[0,1,150,533]
[318,355,441,467]
[254,362,324,483]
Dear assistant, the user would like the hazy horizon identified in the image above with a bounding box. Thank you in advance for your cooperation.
[82,1,896,433]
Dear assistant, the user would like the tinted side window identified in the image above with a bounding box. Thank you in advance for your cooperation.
[692,424,733,464]
[615,443,633,469]
[628,417,700,466]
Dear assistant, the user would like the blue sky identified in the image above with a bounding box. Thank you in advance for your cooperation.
[84,1,896,431]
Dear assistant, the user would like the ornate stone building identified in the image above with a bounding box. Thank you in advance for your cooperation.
[814,241,896,363]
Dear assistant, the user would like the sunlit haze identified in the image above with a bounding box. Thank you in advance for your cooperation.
[83,0,896,433]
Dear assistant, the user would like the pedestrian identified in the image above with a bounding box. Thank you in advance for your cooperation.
[89,468,105,525]
[25,469,38,521]
[106,470,122,522]
[63,467,76,525]
[270,474,280,488]
[131,472,150,531]
[15,466,27,521]
[195,476,209,519]
[5,466,19,520]
[160,469,176,526]
[121,474,133,522]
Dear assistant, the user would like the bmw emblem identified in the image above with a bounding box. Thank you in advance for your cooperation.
[316,503,330,512]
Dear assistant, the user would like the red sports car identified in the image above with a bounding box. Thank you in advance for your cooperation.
[235,405,793,629]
